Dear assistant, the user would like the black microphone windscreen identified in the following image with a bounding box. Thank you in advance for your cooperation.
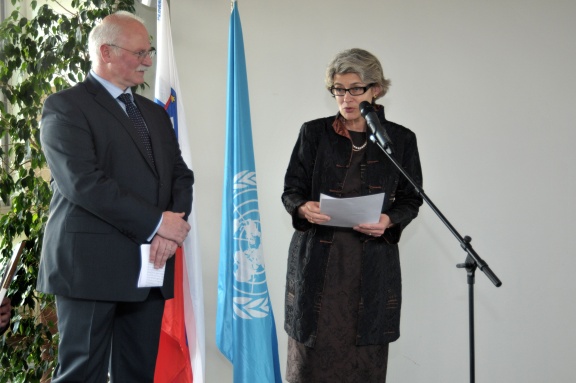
[359,101,374,117]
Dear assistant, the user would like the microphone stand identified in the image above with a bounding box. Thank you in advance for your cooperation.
[368,135,502,383]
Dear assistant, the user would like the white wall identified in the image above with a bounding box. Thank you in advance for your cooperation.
[138,1,576,382]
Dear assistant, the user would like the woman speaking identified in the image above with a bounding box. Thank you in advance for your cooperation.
[282,48,423,382]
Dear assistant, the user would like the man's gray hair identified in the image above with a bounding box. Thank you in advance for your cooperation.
[88,11,145,66]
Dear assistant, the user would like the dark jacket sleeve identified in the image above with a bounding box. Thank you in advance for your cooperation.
[281,122,321,232]
[381,123,423,243]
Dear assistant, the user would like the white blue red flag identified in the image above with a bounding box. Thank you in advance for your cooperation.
[153,0,205,382]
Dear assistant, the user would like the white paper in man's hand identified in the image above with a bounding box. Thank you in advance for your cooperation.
[137,244,165,288]
[319,193,385,227]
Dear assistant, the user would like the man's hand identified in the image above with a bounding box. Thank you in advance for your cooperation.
[157,211,190,246]
[149,235,179,269]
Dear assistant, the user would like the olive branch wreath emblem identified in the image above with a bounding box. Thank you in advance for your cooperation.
[232,170,271,320]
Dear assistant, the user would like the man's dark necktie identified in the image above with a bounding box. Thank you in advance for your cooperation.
[117,93,155,165]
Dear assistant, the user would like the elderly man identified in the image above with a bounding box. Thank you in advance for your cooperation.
[37,11,194,382]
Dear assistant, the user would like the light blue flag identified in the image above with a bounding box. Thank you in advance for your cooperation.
[216,2,282,383]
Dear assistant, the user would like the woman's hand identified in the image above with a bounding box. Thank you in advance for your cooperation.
[298,201,331,225]
[354,214,392,237]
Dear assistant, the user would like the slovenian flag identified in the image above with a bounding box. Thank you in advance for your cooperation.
[153,0,205,382]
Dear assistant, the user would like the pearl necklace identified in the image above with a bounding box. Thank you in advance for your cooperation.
[342,116,367,151]
[352,141,367,151]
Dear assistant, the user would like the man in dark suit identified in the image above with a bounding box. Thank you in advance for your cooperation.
[37,11,194,382]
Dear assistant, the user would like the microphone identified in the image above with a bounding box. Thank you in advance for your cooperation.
[359,101,394,154]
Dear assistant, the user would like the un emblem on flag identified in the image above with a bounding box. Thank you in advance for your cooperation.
[232,170,271,320]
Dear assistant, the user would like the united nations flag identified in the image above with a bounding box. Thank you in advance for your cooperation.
[216,2,282,383]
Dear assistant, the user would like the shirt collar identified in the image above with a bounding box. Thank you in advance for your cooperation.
[90,70,133,100]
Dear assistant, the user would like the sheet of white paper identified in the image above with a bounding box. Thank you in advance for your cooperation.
[319,192,385,227]
[137,244,166,288]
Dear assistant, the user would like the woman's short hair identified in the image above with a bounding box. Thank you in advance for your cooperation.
[88,11,145,65]
[325,48,391,99]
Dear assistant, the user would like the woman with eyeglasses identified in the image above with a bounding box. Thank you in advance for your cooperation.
[282,48,423,382]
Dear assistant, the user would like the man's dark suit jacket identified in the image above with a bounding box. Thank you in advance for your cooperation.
[37,73,194,302]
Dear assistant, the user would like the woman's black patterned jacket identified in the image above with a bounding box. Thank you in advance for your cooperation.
[282,105,423,347]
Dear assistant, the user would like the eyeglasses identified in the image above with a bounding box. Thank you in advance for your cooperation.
[329,83,374,97]
[107,44,156,60]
